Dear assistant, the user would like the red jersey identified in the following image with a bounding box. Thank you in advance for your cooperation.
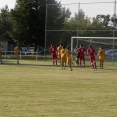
[87,48,95,57]
[78,47,86,57]
[49,46,57,59]
[49,46,57,54]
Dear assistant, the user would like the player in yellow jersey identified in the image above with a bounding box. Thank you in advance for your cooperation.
[0,44,3,64]
[60,46,66,69]
[98,47,105,69]
[14,45,20,64]
[57,44,63,65]
[65,47,72,71]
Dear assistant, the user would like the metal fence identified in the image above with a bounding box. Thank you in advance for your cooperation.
[45,1,117,48]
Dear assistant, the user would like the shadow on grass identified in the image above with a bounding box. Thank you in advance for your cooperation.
[1,60,117,71]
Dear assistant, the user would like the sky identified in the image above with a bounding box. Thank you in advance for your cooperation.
[0,0,16,9]
[0,0,116,18]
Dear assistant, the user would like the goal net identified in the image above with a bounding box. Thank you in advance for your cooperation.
[71,36,117,63]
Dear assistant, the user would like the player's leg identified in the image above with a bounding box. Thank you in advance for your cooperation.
[17,55,20,64]
[79,57,82,67]
[63,58,66,68]
[53,54,57,66]
[68,61,72,71]
[99,59,103,69]
[59,55,61,65]
[65,57,67,67]
[83,57,85,67]
[93,61,97,69]
[67,58,71,70]
[0,54,3,64]
[76,55,79,65]
[69,61,72,71]
[93,57,97,69]
[90,56,94,68]
[63,61,66,68]
[102,59,104,69]
[83,61,85,67]
[67,61,70,69]
[55,59,57,65]
[100,59,104,69]
[51,54,54,65]
[90,57,96,69]
[77,56,79,65]
[52,59,54,65]
[62,61,64,69]
[102,62,103,69]
[0,58,3,64]
[61,58,64,69]
[100,62,103,69]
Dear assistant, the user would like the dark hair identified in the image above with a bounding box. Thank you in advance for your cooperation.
[100,47,103,49]
[51,43,54,46]
[80,44,83,47]
[88,45,92,48]
[67,46,70,50]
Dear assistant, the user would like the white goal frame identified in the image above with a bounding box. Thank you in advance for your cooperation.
[71,36,117,52]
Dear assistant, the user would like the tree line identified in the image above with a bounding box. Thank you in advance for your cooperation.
[0,0,117,50]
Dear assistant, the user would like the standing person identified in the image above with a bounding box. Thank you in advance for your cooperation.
[60,46,66,69]
[74,45,80,65]
[78,44,86,67]
[14,45,20,64]
[0,44,3,64]
[65,47,72,71]
[98,47,105,69]
[49,43,57,66]
[87,45,97,69]
[57,44,63,65]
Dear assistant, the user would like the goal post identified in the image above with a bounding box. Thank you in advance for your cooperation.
[71,37,117,52]
[71,36,117,64]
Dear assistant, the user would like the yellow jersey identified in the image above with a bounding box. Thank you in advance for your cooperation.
[98,49,105,60]
[14,46,19,55]
[65,50,72,62]
[60,49,66,61]
[57,46,63,56]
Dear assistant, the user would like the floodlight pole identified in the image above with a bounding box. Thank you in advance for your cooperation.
[77,2,80,45]
[44,4,48,61]
[112,0,116,65]
[71,37,73,53]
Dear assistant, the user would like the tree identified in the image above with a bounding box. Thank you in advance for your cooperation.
[61,9,91,45]
[96,14,110,27]
[9,0,70,50]
[46,5,71,46]
[0,5,11,38]
[111,14,117,31]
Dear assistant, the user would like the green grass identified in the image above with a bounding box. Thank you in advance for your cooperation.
[0,59,117,117]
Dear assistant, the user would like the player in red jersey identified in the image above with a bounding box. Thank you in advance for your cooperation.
[49,43,57,66]
[78,44,86,67]
[87,45,97,69]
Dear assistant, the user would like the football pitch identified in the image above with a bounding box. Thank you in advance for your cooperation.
[0,59,117,117]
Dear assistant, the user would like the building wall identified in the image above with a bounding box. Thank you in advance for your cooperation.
[0,41,8,51]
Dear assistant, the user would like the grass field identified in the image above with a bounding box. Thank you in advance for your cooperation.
[0,59,117,117]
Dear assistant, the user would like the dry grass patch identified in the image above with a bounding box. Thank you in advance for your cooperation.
[0,60,117,117]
